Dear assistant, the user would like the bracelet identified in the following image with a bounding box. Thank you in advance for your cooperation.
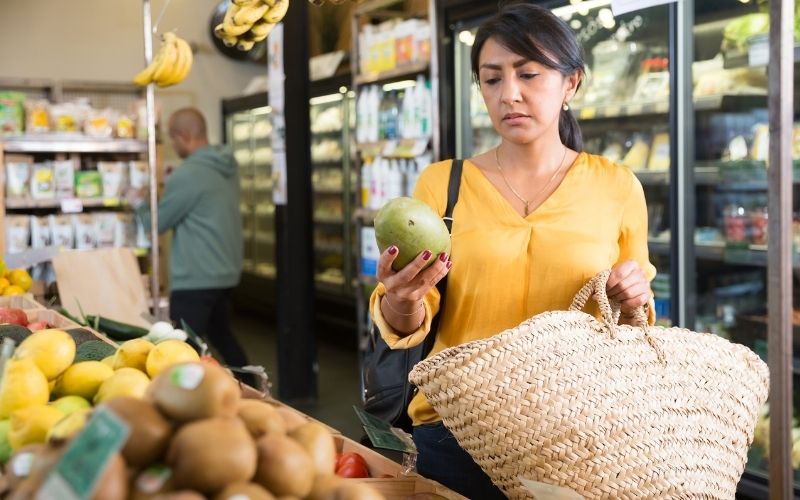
[383,295,424,317]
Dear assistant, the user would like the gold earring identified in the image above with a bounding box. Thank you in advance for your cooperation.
[562,102,570,111]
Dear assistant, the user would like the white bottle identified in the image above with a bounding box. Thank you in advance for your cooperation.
[356,91,366,144]
[370,86,381,143]
[417,76,432,139]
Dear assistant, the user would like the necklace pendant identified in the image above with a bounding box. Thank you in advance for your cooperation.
[524,203,531,216]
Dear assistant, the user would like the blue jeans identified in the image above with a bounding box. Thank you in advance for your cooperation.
[412,422,506,499]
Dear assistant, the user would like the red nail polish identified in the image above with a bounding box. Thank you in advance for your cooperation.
[446,260,453,269]
[388,246,398,255]
[439,252,448,262]
[422,250,432,260]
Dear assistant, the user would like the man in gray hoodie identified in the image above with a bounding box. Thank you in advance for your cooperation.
[133,107,246,367]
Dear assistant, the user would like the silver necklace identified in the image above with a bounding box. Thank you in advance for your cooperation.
[494,144,568,216]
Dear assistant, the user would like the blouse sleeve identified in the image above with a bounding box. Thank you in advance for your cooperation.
[366,162,449,348]
[618,174,658,324]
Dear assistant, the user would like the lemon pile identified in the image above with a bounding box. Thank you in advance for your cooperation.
[0,329,202,462]
[0,258,32,297]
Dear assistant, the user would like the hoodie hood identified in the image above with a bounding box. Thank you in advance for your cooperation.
[187,145,237,178]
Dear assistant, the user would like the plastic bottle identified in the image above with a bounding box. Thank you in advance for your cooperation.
[361,158,372,208]
[368,86,380,143]
[356,91,367,144]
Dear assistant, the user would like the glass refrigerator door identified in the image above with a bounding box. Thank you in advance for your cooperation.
[310,93,348,293]
[228,111,256,274]
[690,0,797,489]
[251,106,276,279]
[454,1,674,325]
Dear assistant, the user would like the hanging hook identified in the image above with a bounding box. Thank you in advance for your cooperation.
[151,0,175,35]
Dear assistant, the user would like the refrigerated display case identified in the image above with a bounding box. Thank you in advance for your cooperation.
[441,0,796,495]
[222,94,277,310]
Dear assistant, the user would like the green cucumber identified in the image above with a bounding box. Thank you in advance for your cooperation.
[85,315,148,341]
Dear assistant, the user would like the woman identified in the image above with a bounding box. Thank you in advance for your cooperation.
[369,3,656,497]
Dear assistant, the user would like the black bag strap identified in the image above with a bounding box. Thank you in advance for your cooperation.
[420,159,463,356]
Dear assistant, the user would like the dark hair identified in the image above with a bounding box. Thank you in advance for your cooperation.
[471,2,585,151]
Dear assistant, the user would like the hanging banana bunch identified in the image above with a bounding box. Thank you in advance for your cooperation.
[214,0,290,52]
[308,0,361,4]
[133,32,194,87]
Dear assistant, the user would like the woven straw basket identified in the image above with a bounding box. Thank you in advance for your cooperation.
[409,270,769,499]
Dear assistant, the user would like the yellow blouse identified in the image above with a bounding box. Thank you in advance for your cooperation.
[369,152,657,426]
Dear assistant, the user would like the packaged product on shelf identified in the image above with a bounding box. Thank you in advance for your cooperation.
[750,124,769,162]
[129,161,149,189]
[582,41,640,107]
[114,213,137,248]
[25,99,51,133]
[116,114,136,139]
[52,159,76,199]
[622,135,651,171]
[50,100,91,134]
[751,207,768,245]
[30,163,56,200]
[30,216,53,248]
[723,205,748,243]
[5,216,30,254]
[135,217,151,249]
[75,170,103,198]
[361,226,379,277]
[49,215,75,249]
[72,214,97,249]
[98,161,128,198]
[4,154,33,201]
[394,19,416,66]
[85,108,114,138]
[415,20,431,64]
[94,212,117,248]
[0,91,25,136]
[648,132,671,171]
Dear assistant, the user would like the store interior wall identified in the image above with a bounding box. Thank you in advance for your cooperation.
[0,0,265,163]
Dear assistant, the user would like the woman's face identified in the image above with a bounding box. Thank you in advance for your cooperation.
[477,37,577,146]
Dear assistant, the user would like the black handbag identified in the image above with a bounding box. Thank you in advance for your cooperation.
[361,159,463,432]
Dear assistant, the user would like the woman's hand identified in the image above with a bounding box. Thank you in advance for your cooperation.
[606,260,652,318]
[376,245,452,334]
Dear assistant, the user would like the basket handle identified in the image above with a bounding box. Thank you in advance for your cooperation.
[569,270,666,365]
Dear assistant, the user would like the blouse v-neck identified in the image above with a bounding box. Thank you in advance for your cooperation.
[463,151,586,221]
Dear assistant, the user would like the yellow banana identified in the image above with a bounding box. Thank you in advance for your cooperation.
[263,0,289,24]
[221,34,238,47]
[133,32,175,86]
[234,3,269,26]
[151,33,179,85]
[233,0,257,5]
[249,21,275,39]
[158,37,193,87]
[157,38,183,86]
[223,5,252,36]
[237,39,255,51]
[214,23,227,39]
[263,0,276,5]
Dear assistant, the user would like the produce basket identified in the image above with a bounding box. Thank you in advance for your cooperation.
[409,270,770,499]
[0,294,43,310]
[350,477,468,499]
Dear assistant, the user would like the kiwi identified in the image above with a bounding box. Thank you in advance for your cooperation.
[153,492,206,500]
[254,434,314,497]
[238,399,286,438]
[288,422,336,475]
[100,397,172,468]
[167,417,257,495]
[149,362,240,423]
[92,453,128,500]
[214,482,275,500]
[307,474,344,500]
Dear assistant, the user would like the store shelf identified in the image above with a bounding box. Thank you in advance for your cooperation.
[5,197,127,209]
[355,207,379,223]
[313,185,345,194]
[354,62,429,86]
[573,94,766,121]
[312,158,344,165]
[311,129,344,136]
[1,135,147,153]
[315,241,344,253]
[357,138,429,159]
[313,215,345,225]
[648,238,670,256]
[254,233,275,244]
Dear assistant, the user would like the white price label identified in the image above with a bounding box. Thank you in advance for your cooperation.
[611,0,676,16]
[60,198,83,214]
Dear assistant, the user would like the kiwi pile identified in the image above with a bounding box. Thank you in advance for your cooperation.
[0,362,385,499]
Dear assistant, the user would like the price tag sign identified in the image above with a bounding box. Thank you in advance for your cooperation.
[38,407,130,500]
[611,0,676,16]
[60,198,83,214]
[748,38,769,67]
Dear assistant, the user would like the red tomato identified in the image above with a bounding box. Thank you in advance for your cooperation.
[335,462,370,478]
[336,452,368,471]
[26,320,49,331]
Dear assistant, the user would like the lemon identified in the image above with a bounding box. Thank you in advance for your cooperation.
[0,420,11,463]
[0,359,49,418]
[93,368,150,404]
[47,408,91,443]
[113,339,155,372]
[7,269,32,293]
[0,278,9,294]
[50,396,91,416]
[0,259,6,278]
[8,405,64,450]
[54,361,114,400]
[101,356,115,368]
[14,329,76,381]
[145,340,200,378]
[2,286,24,297]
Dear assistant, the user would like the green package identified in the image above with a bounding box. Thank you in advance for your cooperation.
[0,92,25,136]
[75,171,103,198]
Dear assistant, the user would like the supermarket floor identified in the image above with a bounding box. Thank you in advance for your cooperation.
[231,313,365,441]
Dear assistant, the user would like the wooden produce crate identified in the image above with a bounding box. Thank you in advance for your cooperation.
[334,434,404,478]
[0,294,43,310]
[351,477,468,500]
[24,309,80,330]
